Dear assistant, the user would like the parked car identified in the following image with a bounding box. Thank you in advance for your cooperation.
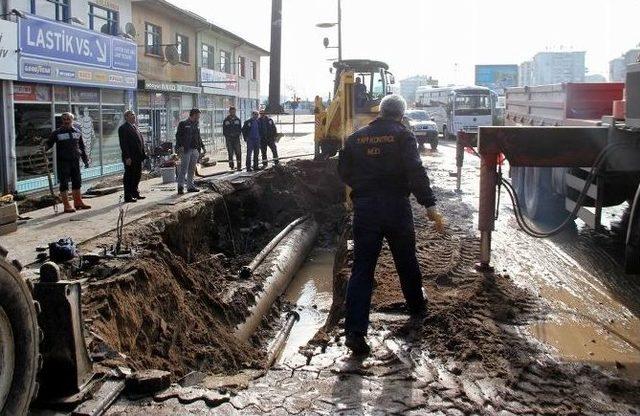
[404,109,438,150]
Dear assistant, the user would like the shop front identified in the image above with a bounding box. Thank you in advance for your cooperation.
[199,68,238,151]
[136,80,201,152]
[12,14,137,194]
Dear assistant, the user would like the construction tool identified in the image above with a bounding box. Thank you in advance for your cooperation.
[41,143,59,214]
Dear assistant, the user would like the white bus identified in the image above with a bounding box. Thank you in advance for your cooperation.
[415,85,496,139]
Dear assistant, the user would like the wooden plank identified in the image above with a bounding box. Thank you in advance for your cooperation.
[565,174,598,199]
[565,199,597,228]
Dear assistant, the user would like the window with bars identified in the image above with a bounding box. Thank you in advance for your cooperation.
[145,23,162,56]
[89,4,119,35]
[176,34,189,63]
[239,56,246,77]
[32,0,70,22]
[220,50,231,73]
[202,44,215,69]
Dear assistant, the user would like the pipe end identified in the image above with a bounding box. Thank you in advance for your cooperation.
[239,266,253,280]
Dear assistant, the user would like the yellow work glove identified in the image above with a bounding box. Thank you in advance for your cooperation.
[427,206,446,234]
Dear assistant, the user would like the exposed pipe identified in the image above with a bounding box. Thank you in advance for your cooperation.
[265,311,300,368]
[239,215,310,279]
[235,218,318,341]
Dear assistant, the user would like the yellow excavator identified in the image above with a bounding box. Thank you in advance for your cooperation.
[314,59,395,159]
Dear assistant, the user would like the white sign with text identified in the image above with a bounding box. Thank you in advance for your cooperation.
[0,20,17,80]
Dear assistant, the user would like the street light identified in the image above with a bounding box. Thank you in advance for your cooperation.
[315,0,342,62]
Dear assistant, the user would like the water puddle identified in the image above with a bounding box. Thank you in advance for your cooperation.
[527,314,640,381]
[278,248,335,362]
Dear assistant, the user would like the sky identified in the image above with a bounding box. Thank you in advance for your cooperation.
[169,0,640,100]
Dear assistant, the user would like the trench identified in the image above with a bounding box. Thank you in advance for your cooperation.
[79,160,346,379]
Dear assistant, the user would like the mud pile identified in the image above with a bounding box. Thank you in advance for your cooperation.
[325,193,640,413]
[78,160,344,378]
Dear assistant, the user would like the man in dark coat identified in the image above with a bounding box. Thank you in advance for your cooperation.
[118,110,147,203]
[222,106,242,171]
[258,110,279,168]
[241,110,261,171]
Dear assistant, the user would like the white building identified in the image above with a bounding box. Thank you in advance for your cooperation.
[399,75,437,104]
[518,61,533,87]
[609,49,640,82]
[530,51,585,85]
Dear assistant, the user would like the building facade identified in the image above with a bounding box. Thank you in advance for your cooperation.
[518,60,533,86]
[2,0,137,194]
[531,51,585,85]
[609,49,640,82]
[399,75,437,104]
[0,0,268,195]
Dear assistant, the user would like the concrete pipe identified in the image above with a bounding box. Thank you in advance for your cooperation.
[234,218,319,342]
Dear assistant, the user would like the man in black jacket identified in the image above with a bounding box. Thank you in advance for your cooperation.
[338,94,445,355]
[175,108,205,194]
[222,106,242,171]
[118,110,147,203]
[46,112,91,213]
[258,110,279,168]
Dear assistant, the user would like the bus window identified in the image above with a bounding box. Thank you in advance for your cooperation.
[454,94,491,115]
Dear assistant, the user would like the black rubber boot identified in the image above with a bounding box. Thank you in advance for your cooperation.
[345,334,371,355]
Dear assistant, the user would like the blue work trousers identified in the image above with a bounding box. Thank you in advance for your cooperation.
[246,139,260,170]
[345,195,426,336]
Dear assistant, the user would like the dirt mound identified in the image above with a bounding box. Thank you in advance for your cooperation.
[78,160,344,378]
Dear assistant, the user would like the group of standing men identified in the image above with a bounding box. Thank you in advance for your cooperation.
[223,107,279,172]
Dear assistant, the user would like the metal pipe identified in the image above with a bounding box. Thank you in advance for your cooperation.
[265,311,300,368]
[235,219,318,341]
[239,215,310,279]
[337,0,342,62]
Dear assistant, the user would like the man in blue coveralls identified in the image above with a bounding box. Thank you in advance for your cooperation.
[338,94,445,355]
[242,110,261,171]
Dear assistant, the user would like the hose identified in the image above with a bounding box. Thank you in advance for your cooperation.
[499,142,634,238]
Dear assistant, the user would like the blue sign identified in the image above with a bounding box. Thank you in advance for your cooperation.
[17,14,137,88]
[474,65,518,96]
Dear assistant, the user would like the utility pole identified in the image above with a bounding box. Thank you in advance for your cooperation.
[266,0,283,114]
[337,0,342,62]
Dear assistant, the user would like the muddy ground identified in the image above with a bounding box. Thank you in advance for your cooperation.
[105,143,640,415]
[66,160,345,379]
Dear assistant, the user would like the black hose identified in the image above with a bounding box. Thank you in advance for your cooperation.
[501,142,633,238]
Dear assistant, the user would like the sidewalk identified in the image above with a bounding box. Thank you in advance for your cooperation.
[0,133,315,268]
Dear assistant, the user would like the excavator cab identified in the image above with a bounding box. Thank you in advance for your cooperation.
[314,59,394,159]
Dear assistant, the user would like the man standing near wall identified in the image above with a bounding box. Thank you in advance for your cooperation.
[175,108,206,194]
[46,113,92,213]
[258,110,279,168]
[118,110,147,203]
[223,106,242,171]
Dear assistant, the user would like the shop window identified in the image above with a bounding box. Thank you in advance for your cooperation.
[71,105,100,167]
[202,44,214,69]
[239,56,246,77]
[54,86,69,102]
[176,34,189,63]
[102,89,125,104]
[99,106,125,167]
[71,87,99,103]
[89,4,119,35]
[220,50,231,73]
[14,83,51,102]
[14,104,53,183]
[145,23,162,56]
[251,60,257,80]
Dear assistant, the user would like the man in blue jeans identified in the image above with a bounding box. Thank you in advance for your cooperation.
[242,110,261,171]
[175,108,205,194]
[338,94,445,355]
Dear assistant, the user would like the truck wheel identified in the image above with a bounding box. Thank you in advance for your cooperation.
[625,184,640,274]
[0,254,40,416]
[523,167,565,225]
